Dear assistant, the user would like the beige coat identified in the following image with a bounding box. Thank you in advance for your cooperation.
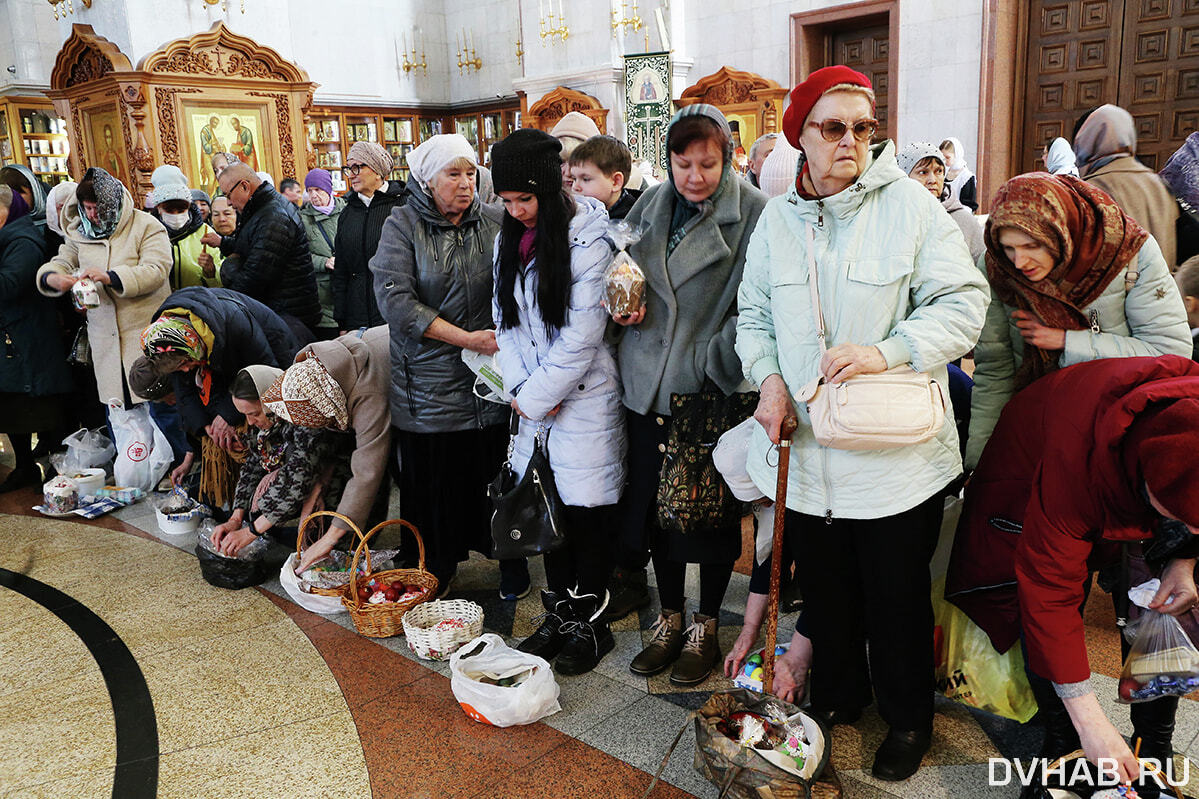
[296,325,391,531]
[37,184,171,404]
[1085,155,1180,270]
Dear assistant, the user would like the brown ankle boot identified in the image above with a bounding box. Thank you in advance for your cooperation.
[629,610,684,676]
[670,613,719,686]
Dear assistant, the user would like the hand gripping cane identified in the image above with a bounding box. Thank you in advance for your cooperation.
[762,415,798,697]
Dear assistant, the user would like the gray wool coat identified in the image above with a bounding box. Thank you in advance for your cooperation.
[619,170,768,415]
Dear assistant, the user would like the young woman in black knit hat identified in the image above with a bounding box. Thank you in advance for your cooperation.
[490,128,626,675]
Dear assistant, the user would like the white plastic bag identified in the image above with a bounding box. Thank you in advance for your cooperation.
[279,553,347,615]
[108,403,172,493]
[449,633,561,727]
[461,349,511,404]
[57,427,115,474]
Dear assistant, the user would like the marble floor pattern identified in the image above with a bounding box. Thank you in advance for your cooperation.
[1,481,1198,798]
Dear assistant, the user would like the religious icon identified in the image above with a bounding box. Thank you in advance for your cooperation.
[85,108,127,186]
[229,116,259,171]
[199,115,225,196]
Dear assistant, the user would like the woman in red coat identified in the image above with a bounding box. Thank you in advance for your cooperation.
[946,355,1199,788]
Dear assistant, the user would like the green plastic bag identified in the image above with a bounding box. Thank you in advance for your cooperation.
[932,576,1038,723]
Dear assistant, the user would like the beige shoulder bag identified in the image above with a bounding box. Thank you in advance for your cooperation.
[793,223,946,451]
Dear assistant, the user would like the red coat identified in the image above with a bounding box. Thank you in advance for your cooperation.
[946,355,1199,684]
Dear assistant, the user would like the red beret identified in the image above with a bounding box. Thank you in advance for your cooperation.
[781,65,874,150]
[1128,399,1199,526]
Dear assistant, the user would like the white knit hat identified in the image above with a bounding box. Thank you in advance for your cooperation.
[757,134,801,199]
[148,164,193,207]
[549,111,601,148]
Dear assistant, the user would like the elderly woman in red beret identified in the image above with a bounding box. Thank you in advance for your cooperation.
[948,355,1199,791]
[736,66,988,781]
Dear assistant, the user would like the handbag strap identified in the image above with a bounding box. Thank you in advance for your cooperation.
[805,223,828,356]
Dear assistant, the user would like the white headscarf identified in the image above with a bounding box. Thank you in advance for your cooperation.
[44,181,77,237]
[1045,137,1080,177]
[405,134,477,192]
[758,135,801,199]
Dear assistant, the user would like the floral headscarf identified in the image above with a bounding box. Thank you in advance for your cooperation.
[140,315,206,362]
[140,314,212,404]
[260,357,349,430]
[79,167,124,240]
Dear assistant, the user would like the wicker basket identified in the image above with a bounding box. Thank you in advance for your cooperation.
[294,510,368,598]
[342,519,438,638]
[402,599,485,660]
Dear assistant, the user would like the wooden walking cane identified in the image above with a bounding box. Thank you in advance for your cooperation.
[762,415,799,697]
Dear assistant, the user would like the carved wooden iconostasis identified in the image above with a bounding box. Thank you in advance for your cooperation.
[676,67,787,154]
[47,22,316,206]
[523,86,610,135]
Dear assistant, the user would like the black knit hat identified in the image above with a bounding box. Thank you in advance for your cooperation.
[490,128,563,196]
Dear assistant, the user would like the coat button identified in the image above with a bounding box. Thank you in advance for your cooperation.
[578,383,585,390]
[657,443,666,453]
[632,330,640,338]
[660,338,668,346]
[384,280,395,289]
[655,416,664,426]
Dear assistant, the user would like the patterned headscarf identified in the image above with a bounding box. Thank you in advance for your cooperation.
[79,167,124,240]
[140,314,211,404]
[1160,132,1199,213]
[140,315,206,361]
[260,357,349,430]
[984,172,1148,388]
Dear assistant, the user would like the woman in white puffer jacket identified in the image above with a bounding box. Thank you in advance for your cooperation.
[490,128,625,677]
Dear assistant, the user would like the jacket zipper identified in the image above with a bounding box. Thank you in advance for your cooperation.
[3,329,15,359]
[455,228,485,430]
[812,218,832,522]
[1088,309,1100,334]
[402,352,417,416]
[821,446,833,524]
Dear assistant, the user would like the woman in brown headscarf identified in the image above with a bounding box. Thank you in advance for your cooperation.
[966,173,1192,469]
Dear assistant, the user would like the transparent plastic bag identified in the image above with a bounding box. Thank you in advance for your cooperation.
[1117,608,1199,703]
[53,427,115,475]
[603,220,647,316]
[196,518,269,561]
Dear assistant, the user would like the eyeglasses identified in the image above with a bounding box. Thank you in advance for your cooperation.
[341,164,369,176]
[807,118,878,143]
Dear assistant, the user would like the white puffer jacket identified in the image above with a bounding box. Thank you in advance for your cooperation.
[493,196,626,508]
[736,141,990,519]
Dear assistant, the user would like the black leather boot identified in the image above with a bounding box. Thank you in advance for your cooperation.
[516,589,572,660]
[555,589,615,676]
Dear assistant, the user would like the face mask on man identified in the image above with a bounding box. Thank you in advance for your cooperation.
[161,211,190,230]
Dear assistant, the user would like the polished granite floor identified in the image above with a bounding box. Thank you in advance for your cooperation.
[2,476,1198,799]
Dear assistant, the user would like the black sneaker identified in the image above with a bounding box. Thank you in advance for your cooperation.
[517,590,572,660]
[556,590,615,675]
[599,565,650,622]
[499,557,531,601]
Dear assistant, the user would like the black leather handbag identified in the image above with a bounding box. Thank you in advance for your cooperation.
[488,415,567,559]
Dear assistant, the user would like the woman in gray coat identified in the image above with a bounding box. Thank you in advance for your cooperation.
[611,105,768,686]
[492,128,626,676]
[371,134,519,598]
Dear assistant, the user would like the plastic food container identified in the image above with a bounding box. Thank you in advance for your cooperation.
[155,504,205,535]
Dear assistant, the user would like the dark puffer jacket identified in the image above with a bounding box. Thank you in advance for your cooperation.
[333,180,405,330]
[371,185,506,433]
[219,183,321,329]
[0,214,72,397]
[154,287,301,434]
